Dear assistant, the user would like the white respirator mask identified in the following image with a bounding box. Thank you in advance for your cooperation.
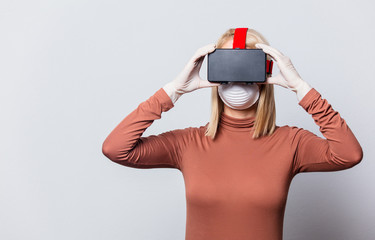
[218,82,260,110]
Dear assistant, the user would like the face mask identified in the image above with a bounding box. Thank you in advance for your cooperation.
[218,82,260,110]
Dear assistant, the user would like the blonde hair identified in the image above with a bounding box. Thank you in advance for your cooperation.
[204,28,277,140]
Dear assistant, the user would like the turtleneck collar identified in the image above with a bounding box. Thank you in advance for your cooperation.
[219,112,256,132]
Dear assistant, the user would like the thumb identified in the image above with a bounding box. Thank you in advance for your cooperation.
[199,79,221,89]
[266,74,284,85]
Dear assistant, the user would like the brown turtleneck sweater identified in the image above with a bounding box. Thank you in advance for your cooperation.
[102,87,363,240]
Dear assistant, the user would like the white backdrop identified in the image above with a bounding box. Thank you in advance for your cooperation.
[1,0,374,239]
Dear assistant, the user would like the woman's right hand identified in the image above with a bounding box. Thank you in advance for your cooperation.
[163,43,221,104]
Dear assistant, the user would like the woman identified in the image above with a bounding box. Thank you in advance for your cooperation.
[102,28,363,240]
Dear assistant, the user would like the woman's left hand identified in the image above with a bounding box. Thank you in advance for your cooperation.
[255,43,306,92]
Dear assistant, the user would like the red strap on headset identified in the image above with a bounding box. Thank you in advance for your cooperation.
[233,28,248,49]
[267,59,273,74]
[233,27,273,75]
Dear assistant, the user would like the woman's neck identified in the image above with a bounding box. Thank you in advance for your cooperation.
[223,102,258,119]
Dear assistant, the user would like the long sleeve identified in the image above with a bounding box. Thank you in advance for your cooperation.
[291,88,363,176]
[102,87,193,171]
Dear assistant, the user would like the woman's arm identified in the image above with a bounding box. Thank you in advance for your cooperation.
[102,43,222,170]
[291,86,363,175]
[102,87,192,170]
[102,43,220,170]
[254,43,363,176]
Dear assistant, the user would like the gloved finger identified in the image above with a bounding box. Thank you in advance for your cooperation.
[266,73,285,85]
[191,43,216,63]
[198,79,221,88]
[195,56,204,69]
[257,43,284,56]
[255,43,282,63]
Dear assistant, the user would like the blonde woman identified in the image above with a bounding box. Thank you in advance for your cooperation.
[102,28,363,240]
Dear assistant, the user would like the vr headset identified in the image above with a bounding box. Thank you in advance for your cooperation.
[207,28,273,84]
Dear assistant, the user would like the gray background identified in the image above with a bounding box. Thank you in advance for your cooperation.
[1,0,374,239]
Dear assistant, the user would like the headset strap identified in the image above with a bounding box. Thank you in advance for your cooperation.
[233,27,273,74]
[233,28,248,49]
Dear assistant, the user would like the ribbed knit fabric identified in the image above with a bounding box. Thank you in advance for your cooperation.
[102,87,363,240]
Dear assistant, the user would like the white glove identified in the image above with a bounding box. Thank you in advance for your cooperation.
[255,43,312,102]
[163,43,221,104]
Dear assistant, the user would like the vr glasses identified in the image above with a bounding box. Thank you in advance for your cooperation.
[207,28,273,84]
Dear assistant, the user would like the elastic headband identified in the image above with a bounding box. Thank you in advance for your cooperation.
[233,27,273,75]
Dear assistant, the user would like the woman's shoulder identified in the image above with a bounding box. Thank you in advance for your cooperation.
[163,124,205,139]
[179,123,210,139]
[275,124,311,140]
